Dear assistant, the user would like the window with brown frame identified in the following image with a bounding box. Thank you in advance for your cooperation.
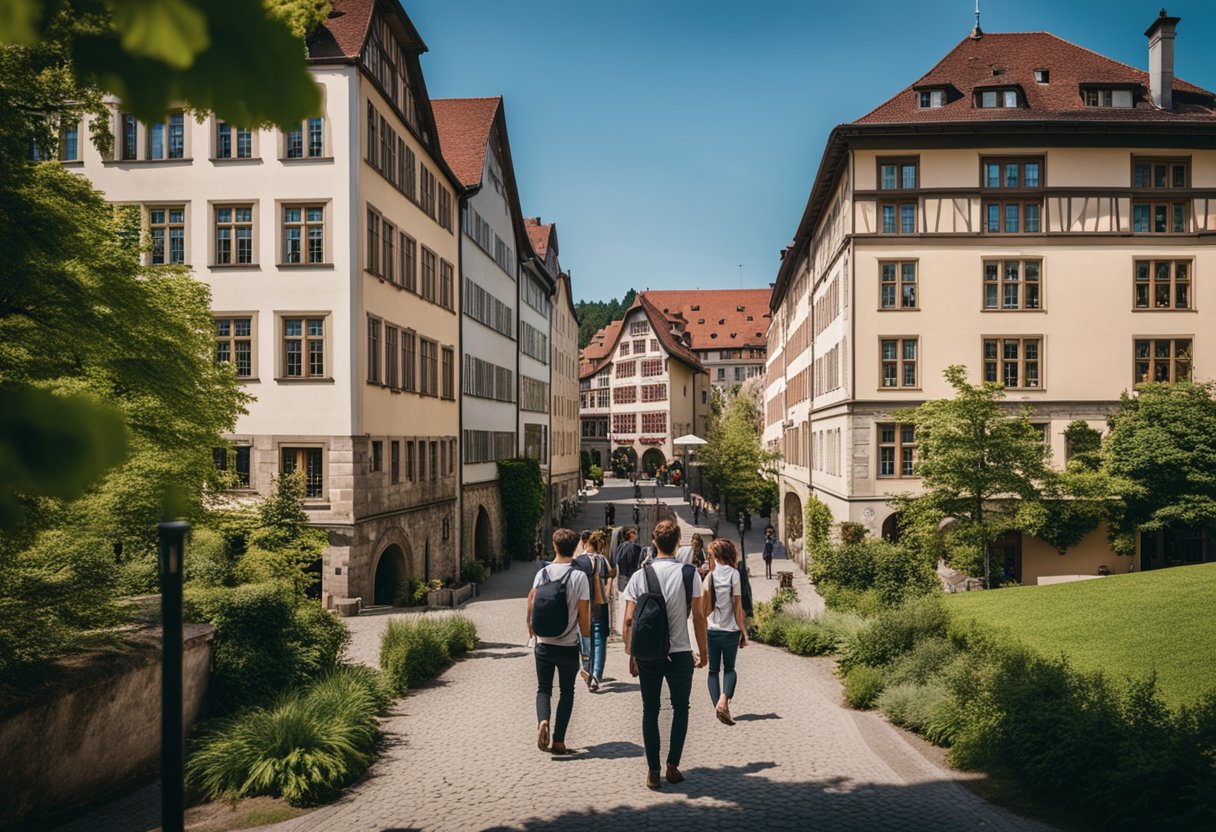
[1135,260,1191,310]
[983,337,1042,389]
[441,346,454,399]
[880,338,918,388]
[215,316,254,378]
[880,202,917,234]
[214,205,254,266]
[640,358,663,377]
[981,157,1042,189]
[420,246,437,301]
[983,259,1042,310]
[880,261,917,309]
[619,342,630,357]
[367,317,380,384]
[281,447,324,498]
[385,325,398,388]
[282,204,325,264]
[641,383,667,402]
[1083,88,1134,108]
[440,259,454,310]
[877,423,916,478]
[877,158,918,190]
[1133,158,1189,189]
[282,316,327,379]
[976,88,1020,108]
[613,385,637,404]
[615,360,637,378]
[984,200,1041,234]
[1134,338,1192,384]
[1132,201,1188,233]
[401,330,416,392]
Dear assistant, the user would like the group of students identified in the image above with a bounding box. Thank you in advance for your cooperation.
[526,520,750,788]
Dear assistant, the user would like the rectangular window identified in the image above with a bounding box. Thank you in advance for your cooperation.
[983,259,1041,310]
[283,316,326,379]
[281,447,323,499]
[390,440,400,484]
[613,386,637,404]
[615,360,637,378]
[918,89,944,108]
[149,206,186,265]
[640,358,663,377]
[371,439,383,472]
[282,205,324,264]
[442,347,454,399]
[879,203,915,234]
[612,413,637,435]
[401,232,417,292]
[879,261,917,309]
[215,122,252,159]
[150,112,184,160]
[406,440,414,481]
[366,208,381,274]
[877,423,916,478]
[421,247,437,301]
[641,412,667,435]
[440,260,454,310]
[1132,201,1188,233]
[60,121,79,161]
[308,117,323,157]
[880,338,918,388]
[213,445,251,488]
[1134,338,1192,385]
[420,166,436,218]
[983,337,1042,389]
[977,89,1019,108]
[982,158,1043,190]
[629,320,649,336]
[214,206,253,266]
[121,114,138,160]
[419,338,438,396]
[1134,260,1191,310]
[402,330,416,392]
[984,200,1041,234]
[366,103,378,168]
[214,316,253,378]
[619,342,630,357]
[878,158,917,190]
[429,441,438,480]
[385,325,398,388]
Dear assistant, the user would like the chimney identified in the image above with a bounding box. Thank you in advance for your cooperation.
[1145,9,1181,110]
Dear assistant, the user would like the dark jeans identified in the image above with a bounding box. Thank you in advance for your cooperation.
[707,629,740,704]
[764,556,773,578]
[637,651,695,772]
[535,643,580,742]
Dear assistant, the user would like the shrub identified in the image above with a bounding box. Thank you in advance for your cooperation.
[843,665,885,709]
[459,559,487,585]
[589,464,604,486]
[838,597,948,672]
[785,620,836,656]
[379,618,453,695]
[184,582,349,711]
[770,586,799,614]
[885,636,960,687]
[810,541,877,589]
[185,526,239,588]
[439,614,478,657]
[804,496,833,547]
[752,611,801,648]
[812,538,938,612]
[820,584,882,617]
[877,681,952,734]
[839,521,868,544]
[393,576,428,608]
[186,665,383,807]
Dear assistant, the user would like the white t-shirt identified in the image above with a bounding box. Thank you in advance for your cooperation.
[623,557,702,654]
[702,565,742,632]
[674,545,695,565]
[532,562,590,647]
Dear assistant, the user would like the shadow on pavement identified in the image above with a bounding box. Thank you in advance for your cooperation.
[467,650,530,661]
[552,740,645,761]
[733,712,781,722]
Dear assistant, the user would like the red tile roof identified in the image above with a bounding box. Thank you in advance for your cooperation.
[640,289,771,351]
[431,97,502,187]
[856,32,1214,125]
[578,297,708,381]
[634,294,706,373]
[582,319,623,363]
[524,219,553,260]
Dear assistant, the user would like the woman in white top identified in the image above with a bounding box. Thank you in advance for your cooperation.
[698,537,748,725]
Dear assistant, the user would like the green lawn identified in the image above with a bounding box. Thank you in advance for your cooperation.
[944,563,1216,708]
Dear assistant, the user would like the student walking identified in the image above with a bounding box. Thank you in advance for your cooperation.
[612,527,642,637]
[527,529,591,755]
[700,538,748,725]
[762,526,775,579]
[623,520,709,789]
[575,530,614,690]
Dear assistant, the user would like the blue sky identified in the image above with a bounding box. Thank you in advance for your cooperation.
[404,0,1216,303]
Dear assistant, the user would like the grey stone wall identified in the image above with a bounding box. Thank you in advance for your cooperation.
[462,481,504,564]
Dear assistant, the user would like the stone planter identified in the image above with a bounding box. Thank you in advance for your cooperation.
[426,588,453,609]
[452,583,474,606]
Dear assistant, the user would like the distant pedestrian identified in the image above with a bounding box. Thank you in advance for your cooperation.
[693,501,700,525]
[763,527,775,579]
[611,526,643,637]
[527,529,591,755]
[623,520,708,789]
[605,503,616,527]
[700,538,747,725]
[574,530,613,691]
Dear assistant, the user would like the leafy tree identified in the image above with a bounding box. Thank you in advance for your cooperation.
[892,366,1051,585]
[1103,382,1216,554]
[699,390,778,519]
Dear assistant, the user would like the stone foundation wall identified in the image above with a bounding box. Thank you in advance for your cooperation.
[462,481,504,565]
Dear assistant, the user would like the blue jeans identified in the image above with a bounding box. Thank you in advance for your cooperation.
[707,629,740,703]
[580,607,608,680]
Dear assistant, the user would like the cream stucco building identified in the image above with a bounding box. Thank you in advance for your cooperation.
[71,0,464,607]
[765,13,1216,583]
[550,271,583,524]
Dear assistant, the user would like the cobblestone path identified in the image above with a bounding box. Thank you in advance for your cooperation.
[260,482,1052,832]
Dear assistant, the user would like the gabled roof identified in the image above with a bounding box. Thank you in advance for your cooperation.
[582,319,623,363]
[578,297,707,381]
[634,294,706,374]
[524,218,556,260]
[641,289,771,350]
[431,97,502,187]
[857,32,1214,125]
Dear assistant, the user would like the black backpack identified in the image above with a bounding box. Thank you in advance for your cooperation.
[615,541,642,580]
[629,563,697,661]
[531,565,577,638]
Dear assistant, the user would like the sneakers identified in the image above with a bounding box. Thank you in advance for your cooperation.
[645,770,662,790]
[537,720,550,752]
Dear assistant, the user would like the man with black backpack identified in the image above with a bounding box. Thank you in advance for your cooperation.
[527,528,591,756]
[622,520,708,790]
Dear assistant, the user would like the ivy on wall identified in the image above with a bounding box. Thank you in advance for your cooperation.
[498,459,545,561]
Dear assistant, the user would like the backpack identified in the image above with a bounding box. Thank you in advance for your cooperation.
[531,565,578,638]
[615,541,642,579]
[629,563,697,661]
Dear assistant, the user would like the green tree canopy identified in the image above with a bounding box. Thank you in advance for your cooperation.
[699,388,778,517]
[575,288,636,349]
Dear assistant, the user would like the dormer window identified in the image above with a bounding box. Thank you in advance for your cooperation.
[1082,87,1134,108]
[918,89,945,108]
[1034,69,1050,84]
[690,304,700,311]
[977,88,1020,108]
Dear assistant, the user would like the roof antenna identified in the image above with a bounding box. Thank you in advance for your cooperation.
[971,0,983,39]
[737,264,744,288]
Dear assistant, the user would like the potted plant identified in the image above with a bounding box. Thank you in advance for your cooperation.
[425,578,452,608]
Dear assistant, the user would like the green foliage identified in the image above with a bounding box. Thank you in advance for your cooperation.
[394,576,428,608]
[379,616,474,695]
[811,538,938,611]
[839,521,867,545]
[263,0,331,38]
[459,559,487,585]
[804,496,833,548]
[876,681,953,736]
[769,586,799,614]
[185,526,240,588]
[1104,382,1216,552]
[818,584,882,617]
[588,464,604,487]
[884,636,961,686]
[1063,419,1103,471]
[184,583,349,712]
[893,365,1053,580]
[842,664,885,709]
[186,664,384,807]
[698,391,779,517]
[574,289,636,349]
[498,458,544,561]
[838,597,948,672]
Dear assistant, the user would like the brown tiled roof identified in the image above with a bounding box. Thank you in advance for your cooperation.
[524,217,556,261]
[634,294,705,373]
[641,289,771,351]
[856,32,1214,125]
[578,297,707,379]
[582,319,622,363]
[431,97,501,187]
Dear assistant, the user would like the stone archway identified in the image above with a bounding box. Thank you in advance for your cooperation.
[881,512,904,544]
[783,491,804,543]
[474,506,493,563]
[372,543,406,606]
[641,448,666,475]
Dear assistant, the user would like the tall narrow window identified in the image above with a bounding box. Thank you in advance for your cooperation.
[281,447,323,498]
[983,337,1042,389]
[367,317,381,383]
[401,232,417,292]
[283,317,326,379]
[879,261,917,309]
[121,114,138,160]
[149,206,186,265]
[440,260,454,310]
[382,221,395,284]
[442,347,455,399]
[214,317,253,378]
[390,440,400,484]
[214,206,253,265]
[877,424,916,478]
[366,209,381,274]
[307,117,323,157]
[385,325,398,388]
[880,338,917,388]
[286,127,303,158]
[59,121,79,161]
[421,247,437,301]
[283,205,324,264]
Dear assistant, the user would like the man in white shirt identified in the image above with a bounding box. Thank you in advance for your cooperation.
[527,528,591,755]
[622,520,709,789]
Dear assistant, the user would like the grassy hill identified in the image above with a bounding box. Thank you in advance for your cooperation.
[945,563,1216,708]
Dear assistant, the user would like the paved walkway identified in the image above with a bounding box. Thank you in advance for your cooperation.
[257,481,1050,832]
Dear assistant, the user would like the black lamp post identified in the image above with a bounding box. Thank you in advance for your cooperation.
[158,520,189,832]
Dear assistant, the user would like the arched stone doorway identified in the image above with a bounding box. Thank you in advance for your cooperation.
[372,543,406,606]
[641,448,666,475]
[783,492,804,543]
[474,506,493,563]
[881,512,903,544]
